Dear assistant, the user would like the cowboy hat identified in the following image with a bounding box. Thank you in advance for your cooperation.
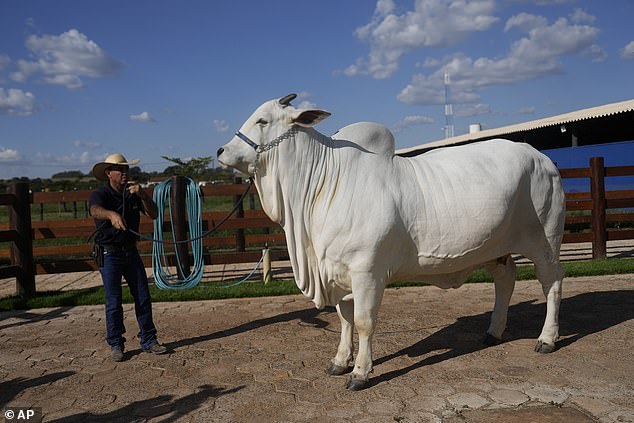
[92,153,140,181]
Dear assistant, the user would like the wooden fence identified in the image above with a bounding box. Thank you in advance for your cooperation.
[560,157,634,257]
[0,182,35,296]
[1,158,634,296]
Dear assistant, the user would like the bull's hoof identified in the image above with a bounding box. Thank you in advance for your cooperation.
[326,363,351,376]
[534,340,557,353]
[345,375,368,391]
[483,333,503,346]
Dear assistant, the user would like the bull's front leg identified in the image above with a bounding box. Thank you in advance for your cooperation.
[326,299,354,376]
[346,274,385,391]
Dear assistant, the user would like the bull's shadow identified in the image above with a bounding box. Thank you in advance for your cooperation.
[163,307,334,352]
[372,289,634,387]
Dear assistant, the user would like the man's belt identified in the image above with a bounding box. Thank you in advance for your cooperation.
[102,243,137,253]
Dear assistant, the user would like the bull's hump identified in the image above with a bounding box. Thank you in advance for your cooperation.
[331,122,395,156]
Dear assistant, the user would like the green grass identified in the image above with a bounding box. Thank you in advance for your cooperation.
[0,279,302,311]
[1,258,633,311]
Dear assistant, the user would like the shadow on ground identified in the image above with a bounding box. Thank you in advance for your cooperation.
[163,306,336,352]
[0,306,74,330]
[372,289,634,387]
[0,371,76,408]
[47,384,244,423]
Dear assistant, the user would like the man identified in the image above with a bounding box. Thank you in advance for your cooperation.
[90,153,167,361]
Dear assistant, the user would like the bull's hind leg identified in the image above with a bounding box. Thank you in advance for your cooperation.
[533,259,565,353]
[483,255,516,345]
[327,300,354,376]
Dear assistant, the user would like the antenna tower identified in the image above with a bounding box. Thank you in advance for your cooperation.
[444,71,454,138]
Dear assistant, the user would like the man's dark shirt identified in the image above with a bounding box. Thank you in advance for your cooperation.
[89,184,146,246]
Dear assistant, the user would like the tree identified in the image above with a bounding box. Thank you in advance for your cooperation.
[52,170,85,179]
[160,156,214,179]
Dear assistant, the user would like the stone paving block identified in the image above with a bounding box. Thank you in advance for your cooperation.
[405,395,447,413]
[365,398,405,416]
[446,392,489,410]
[603,410,634,423]
[488,388,530,406]
[74,393,117,409]
[524,385,569,404]
[375,383,417,400]
[571,396,616,419]
[278,402,326,422]
[324,400,365,419]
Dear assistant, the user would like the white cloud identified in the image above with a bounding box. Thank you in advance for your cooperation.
[295,92,318,109]
[518,106,536,114]
[393,114,434,131]
[504,12,548,32]
[11,29,123,89]
[0,146,21,161]
[398,13,603,105]
[0,87,36,116]
[35,151,101,165]
[511,0,575,4]
[569,8,595,24]
[454,103,492,117]
[298,100,318,109]
[129,111,155,123]
[73,140,102,149]
[621,41,634,59]
[213,119,229,132]
[344,0,498,79]
[0,54,10,71]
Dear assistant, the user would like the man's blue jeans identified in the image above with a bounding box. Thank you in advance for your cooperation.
[99,249,157,350]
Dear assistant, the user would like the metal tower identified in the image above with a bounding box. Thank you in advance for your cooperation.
[443,71,454,138]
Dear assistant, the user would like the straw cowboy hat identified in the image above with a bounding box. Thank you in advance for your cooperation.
[92,153,140,181]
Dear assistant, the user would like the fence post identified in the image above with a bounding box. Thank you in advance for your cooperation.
[234,177,246,252]
[9,182,35,296]
[171,176,191,278]
[589,157,607,259]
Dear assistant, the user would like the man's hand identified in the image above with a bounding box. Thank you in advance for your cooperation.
[126,181,146,197]
[90,204,127,231]
[109,212,127,231]
[127,180,159,219]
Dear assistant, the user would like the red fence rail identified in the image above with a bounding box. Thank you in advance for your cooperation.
[1,157,634,296]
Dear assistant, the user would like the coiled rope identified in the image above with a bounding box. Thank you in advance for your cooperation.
[151,177,205,289]
[115,177,263,289]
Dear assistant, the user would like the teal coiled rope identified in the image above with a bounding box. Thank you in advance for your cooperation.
[152,177,204,289]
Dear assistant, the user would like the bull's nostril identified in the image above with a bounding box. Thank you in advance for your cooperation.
[217,147,224,157]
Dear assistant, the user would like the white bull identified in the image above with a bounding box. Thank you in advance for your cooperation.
[217,94,566,390]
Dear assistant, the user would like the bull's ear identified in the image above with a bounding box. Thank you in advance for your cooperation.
[290,109,331,127]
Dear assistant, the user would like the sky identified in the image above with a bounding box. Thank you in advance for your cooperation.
[1,0,633,181]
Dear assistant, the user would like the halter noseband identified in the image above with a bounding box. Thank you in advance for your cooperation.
[234,126,299,175]
[235,125,299,153]
[235,131,259,150]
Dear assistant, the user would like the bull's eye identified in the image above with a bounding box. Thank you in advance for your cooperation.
[256,118,268,125]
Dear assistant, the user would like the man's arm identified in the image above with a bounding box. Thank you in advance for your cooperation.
[90,204,127,231]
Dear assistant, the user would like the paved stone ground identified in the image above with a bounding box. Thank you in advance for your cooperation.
[1,273,633,422]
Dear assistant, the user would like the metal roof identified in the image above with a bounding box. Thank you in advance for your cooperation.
[397,99,634,157]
